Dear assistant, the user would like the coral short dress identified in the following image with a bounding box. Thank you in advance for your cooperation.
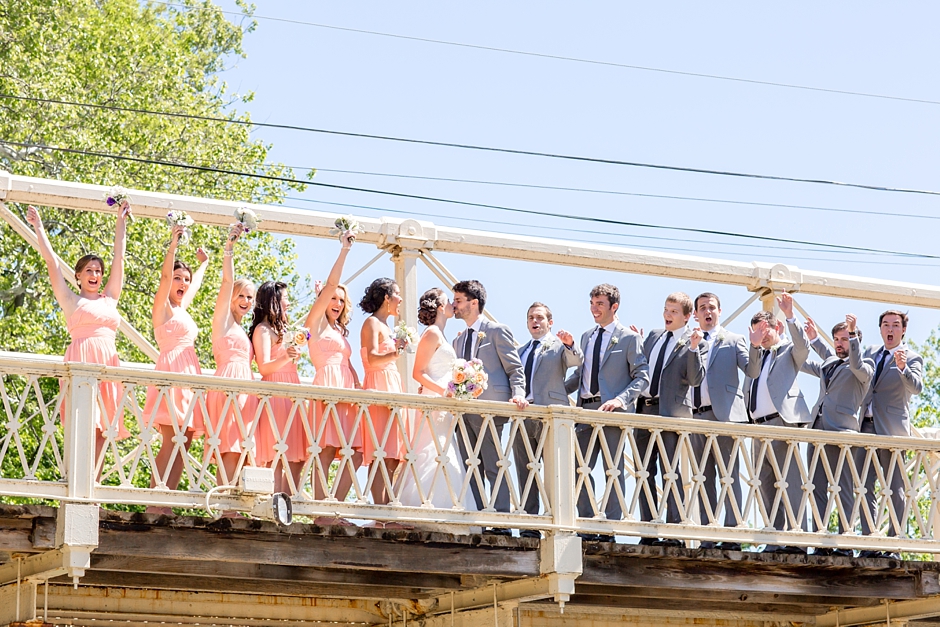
[254,340,307,466]
[360,338,404,465]
[203,323,255,456]
[309,325,361,454]
[142,307,203,434]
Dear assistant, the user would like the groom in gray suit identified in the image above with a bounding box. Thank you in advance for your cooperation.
[801,315,873,552]
[743,293,812,553]
[514,302,583,532]
[635,292,706,544]
[452,280,527,529]
[857,310,923,549]
[690,292,749,550]
[565,284,649,531]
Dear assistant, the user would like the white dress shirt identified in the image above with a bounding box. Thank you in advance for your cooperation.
[580,321,617,399]
[696,326,721,407]
[865,344,903,417]
[520,334,551,402]
[459,319,483,360]
[752,347,777,419]
[642,330,679,398]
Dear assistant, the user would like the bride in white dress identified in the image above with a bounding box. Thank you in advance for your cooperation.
[397,289,477,529]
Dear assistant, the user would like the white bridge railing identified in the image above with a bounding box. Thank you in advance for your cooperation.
[2,350,939,553]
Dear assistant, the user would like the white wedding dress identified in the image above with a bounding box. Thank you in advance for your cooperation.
[397,341,479,532]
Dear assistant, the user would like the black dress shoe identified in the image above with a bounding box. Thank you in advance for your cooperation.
[484,527,512,536]
[596,534,615,543]
[699,541,718,549]
[816,548,853,557]
[814,547,835,556]
[578,533,600,541]
[718,542,742,551]
[519,529,541,539]
[637,537,657,546]
[775,545,807,555]
[654,538,683,547]
[858,549,881,559]
[880,551,901,560]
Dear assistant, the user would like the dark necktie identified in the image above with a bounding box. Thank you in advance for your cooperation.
[649,331,673,398]
[823,359,843,388]
[693,331,709,408]
[463,329,474,361]
[873,349,890,386]
[589,327,604,396]
[524,339,540,397]
[748,349,771,413]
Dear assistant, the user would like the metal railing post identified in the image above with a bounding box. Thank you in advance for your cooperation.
[392,247,420,394]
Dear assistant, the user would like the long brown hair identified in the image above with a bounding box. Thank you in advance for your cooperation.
[248,281,288,343]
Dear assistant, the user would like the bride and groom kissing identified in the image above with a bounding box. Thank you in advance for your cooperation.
[401,279,538,535]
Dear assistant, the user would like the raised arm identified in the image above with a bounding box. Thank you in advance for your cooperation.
[103,201,131,301]
[212,224,243,340]
[305,232,354,332]
[26,206,79,316]
[181,247,210,310]
[152,225,183,326]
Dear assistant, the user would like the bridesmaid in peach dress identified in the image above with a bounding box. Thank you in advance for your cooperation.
[249,280,305,494]
[359,277,408,505]
[26,203,132,465]
[203,223,256,486]
[144,225,210,492]
[304,231,361,506]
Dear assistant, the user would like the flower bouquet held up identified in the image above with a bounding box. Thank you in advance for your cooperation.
[284,321,310,353]
[393,320,419,354]
[104,185,134,222]
[233,206,261,233]
[166,210,195,246]
[445,358,488,400]
[329,214,360,238]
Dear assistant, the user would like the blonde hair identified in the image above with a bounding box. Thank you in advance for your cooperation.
[332,284,353,337]
[666,292,693,316]
[232,278,255,298]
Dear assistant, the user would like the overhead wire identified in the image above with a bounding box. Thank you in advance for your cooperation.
[4,139,936,260]
[4,93,940,197]
[159,2,940,108]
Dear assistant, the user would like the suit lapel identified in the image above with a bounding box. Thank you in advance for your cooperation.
[599,324,621,369]
[531,336,552,378]
[473,321,486,359]
[662,331,686,370]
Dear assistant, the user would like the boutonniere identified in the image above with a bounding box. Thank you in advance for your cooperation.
[477,331,486,341]
[610,336,619,346]
[716,331,726,343]
[539,342,552,356]
[676,335,688,348]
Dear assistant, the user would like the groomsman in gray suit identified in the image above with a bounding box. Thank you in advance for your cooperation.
[452,280,527,532]
[743,293,812,554]
[635,292,706,545]
[514,302,583,534]
[690,293,749,550]
[802,315,874,555]
[856,310,923,552]
[565,284,649,534]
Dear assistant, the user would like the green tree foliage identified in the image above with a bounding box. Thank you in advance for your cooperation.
[910,331,940,429]
[0,0,308,365]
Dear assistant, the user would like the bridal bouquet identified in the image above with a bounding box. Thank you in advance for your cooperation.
[445,358,487,400]
[393,321,418,353]
[329,214,360,237]
[233,206,261,233]
[104,185,133,222]
[284,321,310,351]
[166,210,195,246]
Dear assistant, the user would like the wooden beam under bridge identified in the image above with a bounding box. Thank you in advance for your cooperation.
[2,171,940,308]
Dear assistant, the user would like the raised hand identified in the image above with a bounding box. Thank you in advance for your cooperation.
[314,279,323,296]
[340,230,355,248]
[846,313,857,333]
[629,324,644,337]
[26,205,41,229]
[804,317,818,341]
[777,292,795,319]
[227,222,245,243]
[557,329,574,347]
[895,348,907,371]
[690,327,704,348]
[170,224,186,247]
[195,247,209,264]
[118,200,132,222]
[749,320,768,348]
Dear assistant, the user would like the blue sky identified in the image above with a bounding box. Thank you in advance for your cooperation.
[214,2,940,366]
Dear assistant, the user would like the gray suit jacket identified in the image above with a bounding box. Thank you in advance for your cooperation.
[521,334,583,406]
[743,319,812,425]
[453,318,526,402]
[859,343,924,437]
[641,329,707,418]
[803,337,874,432]
[700,329,749,423]
[565,322,649,411]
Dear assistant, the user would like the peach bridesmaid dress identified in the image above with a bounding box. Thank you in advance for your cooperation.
[254,340,307,466]
[203,323,255,457]
[309,326,360,453]
[360,338,404,466]
[62,296,129,439]
[142,307,203,433]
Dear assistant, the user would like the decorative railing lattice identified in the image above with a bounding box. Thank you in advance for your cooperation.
[1,351,938,553]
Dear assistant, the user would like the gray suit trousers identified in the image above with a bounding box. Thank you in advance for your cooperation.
[456,413,509,512]
[753,416,806,533]
[809,434,857,534]
[858,418,906,536]
[512,418,543,515]
[692,409,742,528]
[575,401,625,521]
[634,403,682,524]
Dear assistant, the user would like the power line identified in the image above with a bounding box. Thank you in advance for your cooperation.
[5,139,937,261]
[5,93,940,198]
[283,196,940,268]
[160,2,940,108]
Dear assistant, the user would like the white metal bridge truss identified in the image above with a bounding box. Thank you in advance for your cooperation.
[2,172,940,626]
